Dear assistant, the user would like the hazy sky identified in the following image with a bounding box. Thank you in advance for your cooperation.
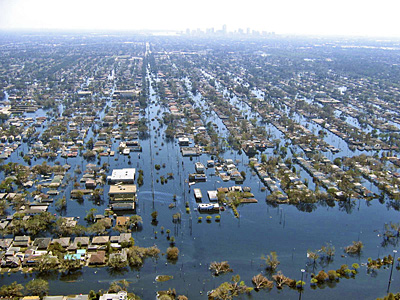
[1,0,400,37]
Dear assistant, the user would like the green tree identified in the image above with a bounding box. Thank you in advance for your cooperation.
[25,279,49,297]
[151,211,158,220]
[85,208,97,223]
[86,137,94,150]
[0,199,7,215]
[37,254,59,273]
[128,215,143,228]
[49,139,61,151]
[108,254,128,270]
[0,281,24,297]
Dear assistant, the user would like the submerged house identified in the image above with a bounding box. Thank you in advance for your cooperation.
[108,184,137,211]
[89,250,106,265]
[107,168,136,184]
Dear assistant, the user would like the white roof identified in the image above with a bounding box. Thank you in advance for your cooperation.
[108,168,136,182]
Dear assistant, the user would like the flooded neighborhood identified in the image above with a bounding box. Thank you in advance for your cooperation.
[1,32,400,299]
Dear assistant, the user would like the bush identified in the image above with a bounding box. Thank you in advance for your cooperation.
[345,241,363,254]
[327,270,338,281]
[166,247,179,260]
[315,270,328,283]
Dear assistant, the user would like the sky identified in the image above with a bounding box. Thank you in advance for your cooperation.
[1,0,400,37]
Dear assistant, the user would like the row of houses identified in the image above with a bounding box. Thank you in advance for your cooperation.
[0,233,132,268]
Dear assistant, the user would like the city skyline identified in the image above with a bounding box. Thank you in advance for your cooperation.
[1,0,400,38]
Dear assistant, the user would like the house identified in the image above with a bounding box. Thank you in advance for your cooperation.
[109,249,127,263]
[99,291,127,300]
[198,203,220,212]
[92,236,109,245]
[217,187,229,193]
[111,202,135,211]
[23,255,41,267]
[33,237,51,250]
[85,179,97,189]
[66,295,89,300]
[108,185,137,201]
[68,236,90,250]
[0,238,13,249]
[89,250,106,265]
[116,216,129,226]
[119,233,131,244]
[52,237,71,248]
[13,235,31,247]
[178,137,190,146]
[110,236,120,244]
[207,190,218,201]
[195,162,205,173]
[1,256,21,268]
[181,147,200,156]
[43,296,64,300]
[107,168,136,184]
[22,297,40,300]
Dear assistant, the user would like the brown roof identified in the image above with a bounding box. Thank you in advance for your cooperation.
[89,251,106,265]
[116,216,129,226]
[92,236,109,244]
[217,187,229,193]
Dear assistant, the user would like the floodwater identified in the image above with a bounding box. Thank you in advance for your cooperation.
[1,70,400,300]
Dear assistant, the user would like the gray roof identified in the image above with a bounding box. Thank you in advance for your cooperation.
[74,236,90,246]
[33,237,51,249]
[44,296,64,300]
[92,236,109,244]
[52,237,71,247]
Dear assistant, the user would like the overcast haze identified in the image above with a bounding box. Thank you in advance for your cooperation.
[1,0,400,37]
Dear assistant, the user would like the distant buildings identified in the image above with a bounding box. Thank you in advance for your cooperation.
[184,25,275,37]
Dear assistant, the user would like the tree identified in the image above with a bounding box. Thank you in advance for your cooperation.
[108,280,129,293]
[262,251,280,271]
[85,208,97,223]
[108,254,128,269]
[151,211,158,220]
[37,254,59,273]
[345,241,363,254]
[49,139,61,151]
[0,199,7,215]
[25,279,49,297]
[166,247,179,261]
[89,221,107,235]
[25,212,56,236]
[320,243,335,261]
[128,215,143,228]
[209,261,233,276]
[0,281,24,297]
[86,137,94,150]
[307,250,319,265]
[272,271,295,289]
[60,257,82,272]
[333,157,342,167]
[208,275,252,299]
[91,189,103,201]
[55,196,67,210]
[315,270,329,283]
[252,274,273,290]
